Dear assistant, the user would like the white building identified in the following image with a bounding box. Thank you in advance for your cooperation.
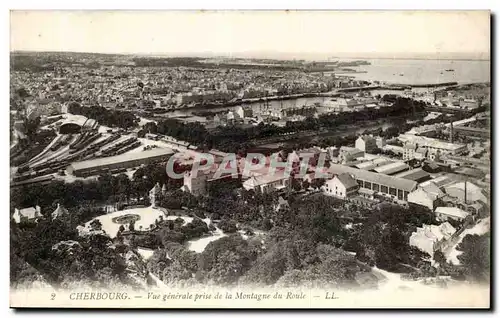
[338,146,364,163]
[13,205,43,224]
[355,135,378,153]
[242,173,290,193]
[408,184,445,211]
[235,106,253,119]
[324,173,359,199]
[51,203,69,220]
[399,134,468,157]
[409,222,457,256]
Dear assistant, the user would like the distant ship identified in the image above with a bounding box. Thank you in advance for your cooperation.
[399,73,404,76]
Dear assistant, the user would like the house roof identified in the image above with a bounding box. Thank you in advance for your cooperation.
[336,173,358,189]
[435,207,470,219]
[357,135,376,143]
[243,171,290,188]
[52,204,69,219]
[413,222,456,242]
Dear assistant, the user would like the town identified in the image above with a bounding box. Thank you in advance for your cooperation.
[10,51,490,294]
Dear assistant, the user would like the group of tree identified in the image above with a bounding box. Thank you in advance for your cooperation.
[11,161,186,218]
[67,103,139,129]
[10,216,135,289]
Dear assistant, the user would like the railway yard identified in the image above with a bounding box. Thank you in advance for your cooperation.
[10,114,177,187]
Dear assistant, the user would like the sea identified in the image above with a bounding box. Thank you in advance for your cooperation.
[161,58,490,116]
[335,58,490,85]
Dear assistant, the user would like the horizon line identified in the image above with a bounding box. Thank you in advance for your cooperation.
[10,50,491,62]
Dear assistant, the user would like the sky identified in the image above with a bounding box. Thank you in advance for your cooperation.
[10,11,491,60]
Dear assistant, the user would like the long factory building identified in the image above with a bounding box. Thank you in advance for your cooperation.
[67,147,175,177]
[327,163,419,202]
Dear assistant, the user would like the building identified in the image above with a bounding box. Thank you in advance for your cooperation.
[67,147,175,177]
[376,137,386,148]
[242,172,290,193]
[182,171,211,196]
[51,203,69,220]
[444,181,489,205]
[373,161,410,176]
[355,135,378,153]
[324,173,359,199]
[409,222,457,256]
[355,158,392,171]
[59,115,98,134]
[459,98,479,109]
[338,146,365,163]
[327,163,418,202]
[235,106,253,119]
[13,205,43,224]
[149,182,167,207]
[435,206,470,222]
[408,184,445,210]
[403,142,417,161]
[393,168,431,183]
[399,134,468,157]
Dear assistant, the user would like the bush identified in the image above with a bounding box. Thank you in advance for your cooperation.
[218,220,238,234]
[260,218,273,231]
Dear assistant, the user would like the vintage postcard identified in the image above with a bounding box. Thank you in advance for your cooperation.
[9,10,491,308]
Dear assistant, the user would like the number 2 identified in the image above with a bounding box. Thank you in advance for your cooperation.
[51,293,56,300]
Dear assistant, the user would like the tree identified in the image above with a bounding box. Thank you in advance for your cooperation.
[456,233,490,283]
[218,219,238,234]
[433,250,446,266]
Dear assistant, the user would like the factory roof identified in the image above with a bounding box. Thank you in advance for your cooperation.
[373,162,410,175]
[327,164,418,192]
[394,168,431,182]
[435,207,470,219]
[70,147,175,171]
[399,134,466,151]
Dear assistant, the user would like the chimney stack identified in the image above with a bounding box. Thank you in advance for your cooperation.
[450,120,454,143]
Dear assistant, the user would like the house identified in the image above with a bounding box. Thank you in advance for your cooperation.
[274,196,290,211]
[403,142,417,161]
[409,222,457,256]
[51,203,69,220]
[324,173,359,199]
[408,185,444,210]
[338,146,364,163]
[376,137,386,148]
[414,147,428,160]
[235,106,253,119]
[435,206,470,222]
[355,135,378,153]
[13,206,43,224]
[242,172,290,193]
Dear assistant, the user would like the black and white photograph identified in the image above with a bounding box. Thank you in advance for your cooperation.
[8,10,491,308]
